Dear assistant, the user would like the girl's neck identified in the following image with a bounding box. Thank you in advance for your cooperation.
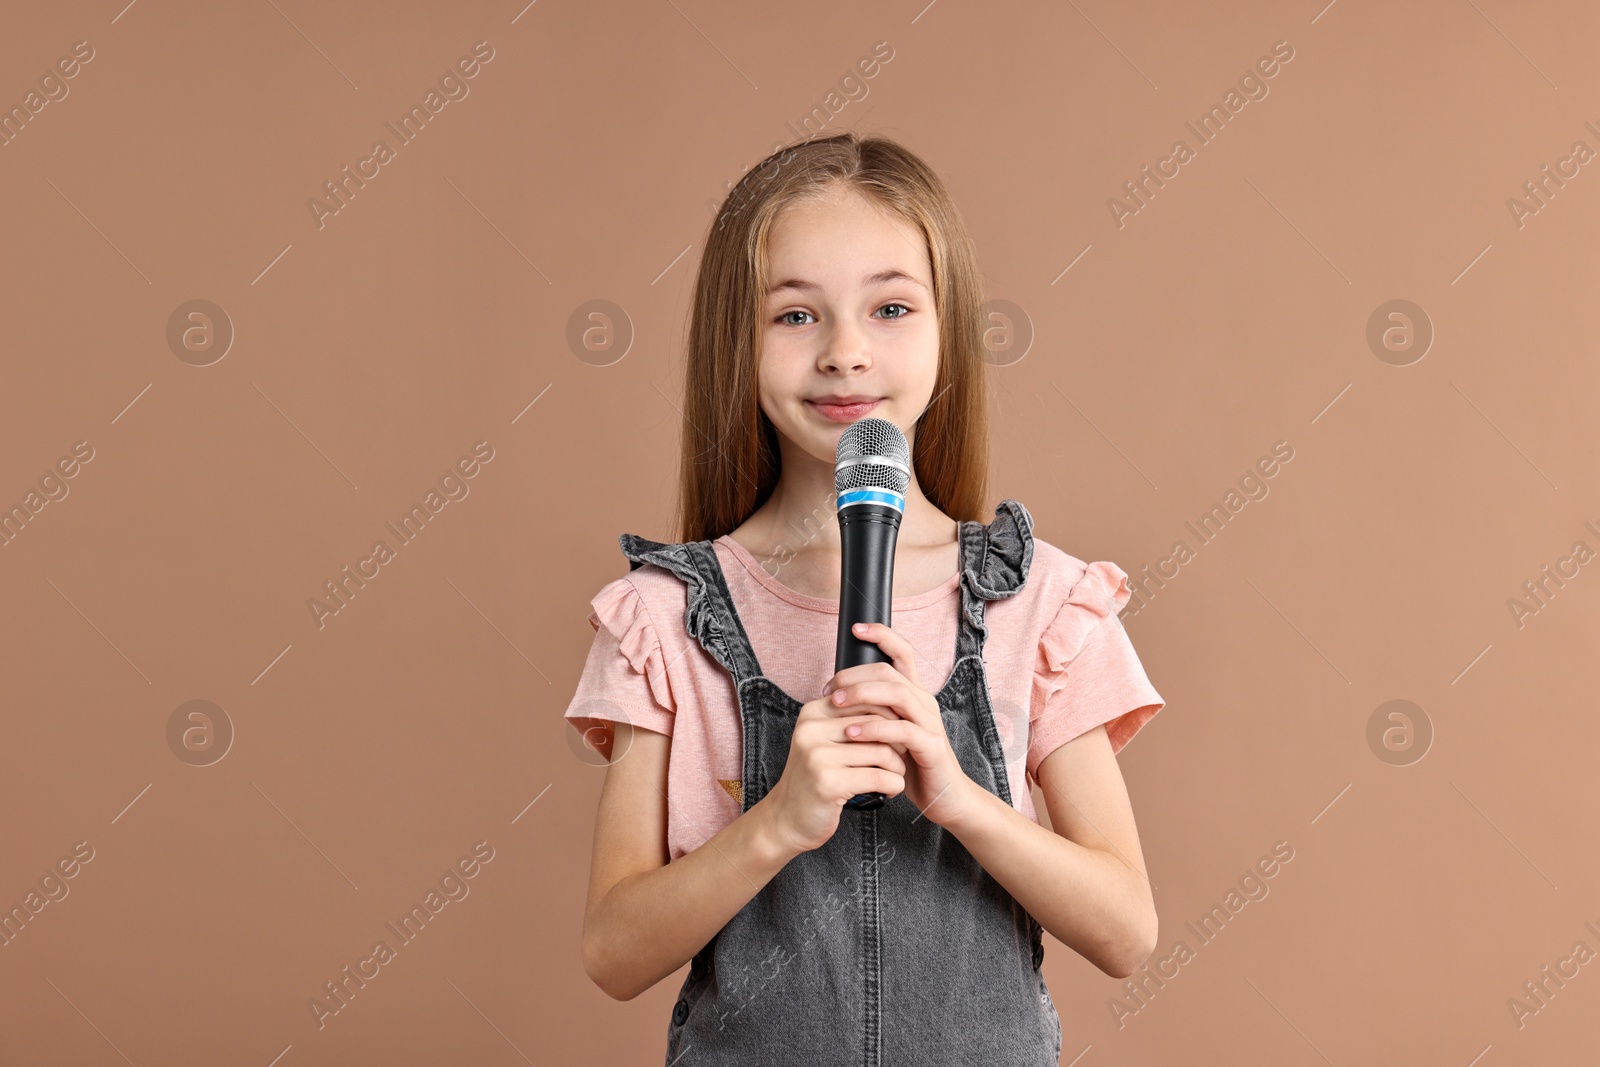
[726,458,962,601]
[741,424,957,549]
[739,480,956,553]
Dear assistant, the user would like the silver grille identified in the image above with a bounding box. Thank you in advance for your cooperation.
[835,417,911,494]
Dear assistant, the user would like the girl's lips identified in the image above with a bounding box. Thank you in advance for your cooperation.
[806,398,881,422]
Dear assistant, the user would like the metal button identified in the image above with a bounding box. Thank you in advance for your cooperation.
[672,1000,689,1026]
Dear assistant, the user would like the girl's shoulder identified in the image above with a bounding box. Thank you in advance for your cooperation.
[580,561,698,722]
[975,499,1127,614]
[1015,533,1165,760]
[1005,532,1139,669]
[1023,535,1134,617]
[585,560,688,636]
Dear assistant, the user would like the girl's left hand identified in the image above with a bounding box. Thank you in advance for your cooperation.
[822,621,977,828]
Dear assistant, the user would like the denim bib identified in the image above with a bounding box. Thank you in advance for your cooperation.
[618,499,1061,1066]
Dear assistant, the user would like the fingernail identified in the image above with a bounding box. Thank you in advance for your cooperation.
[853,622,866,632]
[833,690,846,704]
[847,724,861,737]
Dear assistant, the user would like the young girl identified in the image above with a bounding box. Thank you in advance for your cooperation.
[566,132,1166,1066]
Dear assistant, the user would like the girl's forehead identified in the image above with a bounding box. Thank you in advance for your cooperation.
[765,196,930,283]
[772,187,908,235]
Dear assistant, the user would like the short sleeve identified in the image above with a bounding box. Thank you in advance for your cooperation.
[563,578,677,762]
[1027,561,1165,781]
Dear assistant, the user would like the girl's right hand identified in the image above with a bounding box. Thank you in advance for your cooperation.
[760,696,908,855]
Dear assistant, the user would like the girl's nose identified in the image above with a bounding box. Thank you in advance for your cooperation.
[820,322,871,372]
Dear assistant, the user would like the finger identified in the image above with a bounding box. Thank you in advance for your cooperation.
[826,695,916,742]
[834,739,907,777]
[843,768,906,802]
[829,680,934,733]
[822,660,899,697]
[810,701,909,757]
[818,696,899,723]
[820,709,910,756]
[843,717,932,767]
[847,621,922,689]
[823,696,905,748]
[812,710,915,758]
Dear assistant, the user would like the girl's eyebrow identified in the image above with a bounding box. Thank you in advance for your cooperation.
[767,269,929,295]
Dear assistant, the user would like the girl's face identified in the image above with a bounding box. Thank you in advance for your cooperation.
[758,184,940,467]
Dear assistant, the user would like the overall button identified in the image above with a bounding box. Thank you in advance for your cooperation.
[672,1000,689,1026]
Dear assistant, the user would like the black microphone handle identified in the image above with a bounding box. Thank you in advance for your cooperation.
[836,502,901,812]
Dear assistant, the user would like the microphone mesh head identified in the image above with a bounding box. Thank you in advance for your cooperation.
[835,417,911,494]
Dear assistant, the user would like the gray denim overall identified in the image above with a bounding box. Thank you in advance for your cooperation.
[618,499,1062,1066]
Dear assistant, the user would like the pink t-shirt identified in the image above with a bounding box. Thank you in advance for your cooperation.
[565,533,1165,862]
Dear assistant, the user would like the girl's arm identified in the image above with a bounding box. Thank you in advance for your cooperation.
[943,722,1159,979]
[580,722,801,1000]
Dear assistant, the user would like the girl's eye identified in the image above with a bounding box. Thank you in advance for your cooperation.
[774,304,912,327]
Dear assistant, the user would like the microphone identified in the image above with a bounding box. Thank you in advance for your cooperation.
[834,416,912,812]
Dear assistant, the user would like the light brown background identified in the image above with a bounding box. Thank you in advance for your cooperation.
[1,0,1595,1064]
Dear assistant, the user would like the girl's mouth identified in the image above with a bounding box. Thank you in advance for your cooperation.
[806,398,881,422]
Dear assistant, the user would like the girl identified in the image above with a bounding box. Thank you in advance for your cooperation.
[566,132,1166,1065]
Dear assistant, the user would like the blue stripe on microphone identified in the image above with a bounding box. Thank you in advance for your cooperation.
[837,488,905,511]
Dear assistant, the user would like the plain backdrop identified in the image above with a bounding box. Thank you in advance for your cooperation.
[0,1,1595,1064]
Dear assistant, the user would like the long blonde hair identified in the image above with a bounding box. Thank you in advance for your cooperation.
[674,131,991,543]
